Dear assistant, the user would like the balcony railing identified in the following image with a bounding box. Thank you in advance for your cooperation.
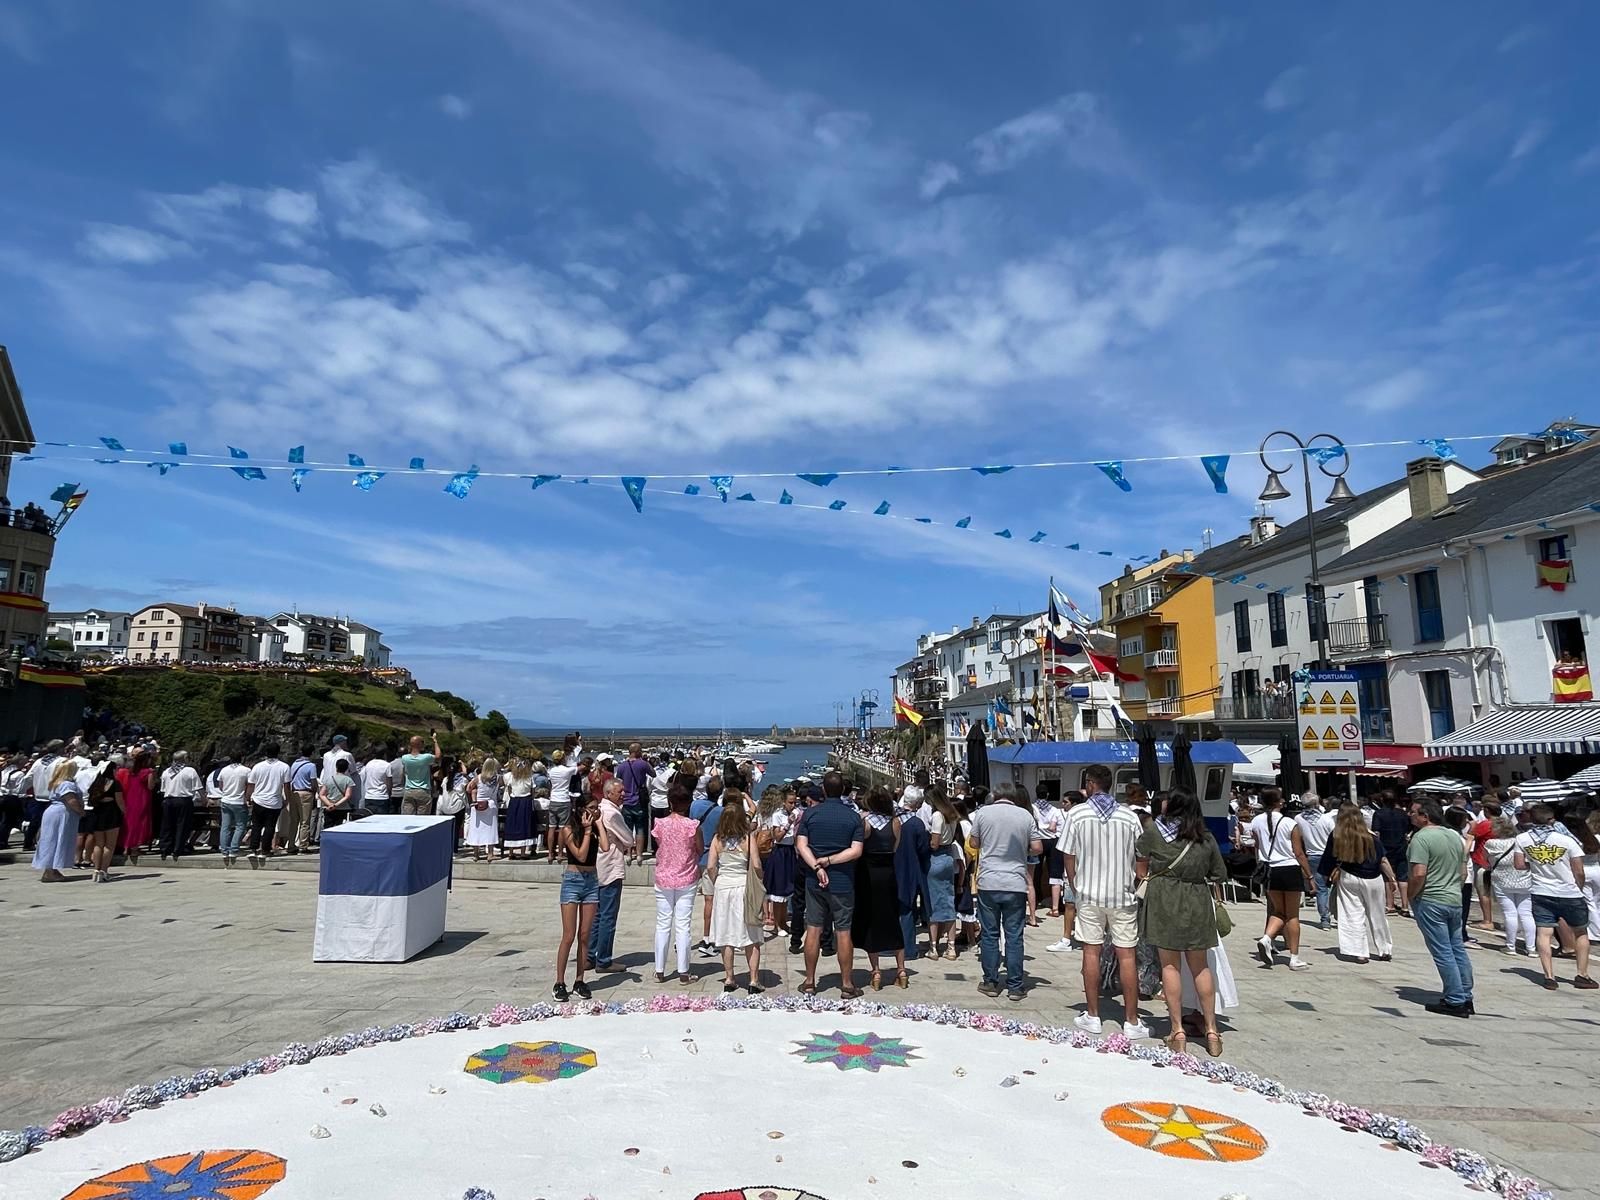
[1144,697,1181,716]
[1144,648,1178,669]
[1214,694,1297,722]
[1329,615,1389,654]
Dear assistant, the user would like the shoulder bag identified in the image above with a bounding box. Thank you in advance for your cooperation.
[1249,814,1278,890]
[742,835,765,926]
[1134,840,1193,901]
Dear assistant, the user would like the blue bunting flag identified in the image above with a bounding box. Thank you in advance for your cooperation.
[50,483,80,502]
[1028,531,1047,543]
[1416,438,1456,461]
[1228,573,1248,585]
[873,501,890,515]
[352,471,385,491]
[147,462,175,476]
[232,466,267,481]
[287,446,305,464]
[1066,542,1080,550]
[995,528,1012,538]
[796,473,837,487]
[291,469,310,492]
[99,436,125,452]
[955,516,971,528]
[409,457,425,471]
[684,484,701,495]
[737,492,755,502]
[829,500,846,511]
[529,474,561,490]
[168,442,188,456]
[779,490,793,506]
[915,517,932,524]
[1305,444,1346,466]
[972,465,1014,476]
[348,453,366,468]
[622,476,647,513]
[1095,461,1131,492]
[443,466,479,499]
[1201,454,1229,493]
[710,475,733,503]
[228,446,250,460]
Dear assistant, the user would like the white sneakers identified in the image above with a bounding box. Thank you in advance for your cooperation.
[1288,956,1311,971]
[1254,936,1274,967]
[1073,1012,1103,1034]
[1122,1020,1152,1040]
[1045,937,1074,953]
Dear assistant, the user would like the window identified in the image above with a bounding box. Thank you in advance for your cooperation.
[165,630,174,642]
[1548,617,1586,662]
[0,559,13,591]
[17,564,38,595]
[1233,600,1251,653]
[150,609,165,620]
[1413,569,1444,643]
[1539,534,1570,562]
[1272,663,1292,687]
[1119,635,1144,658]
[1421,670,1455,738]
[1230,668,1261,698]
[1306,584,1326,643]
[1353,661,1392,740]
[1267,592,1287,647]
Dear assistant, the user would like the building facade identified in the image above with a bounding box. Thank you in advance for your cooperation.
[1100,552,1216,727]
[45,609,132,658]
[1322,443,1600,784]
[0,347,55,653]
[270,612,390,667]
[128,602,255,663]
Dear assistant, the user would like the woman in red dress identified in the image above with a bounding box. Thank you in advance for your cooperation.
[116,748,155,865]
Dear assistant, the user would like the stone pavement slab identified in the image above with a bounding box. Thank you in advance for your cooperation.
[0,862,1596,1196]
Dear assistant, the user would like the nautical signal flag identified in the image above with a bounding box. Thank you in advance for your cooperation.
[1045,629,1082,657]
[1087,649,1141,684]
[893,694,924,725]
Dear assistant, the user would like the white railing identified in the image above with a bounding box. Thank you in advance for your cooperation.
[1144,648,1178,668]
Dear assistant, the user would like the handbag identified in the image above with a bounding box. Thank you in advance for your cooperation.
[743,838,765,926]
[1249,814,1279,890]
[1134,840,1192,901]
[1214,899,1233,938]
[436,787,467,816]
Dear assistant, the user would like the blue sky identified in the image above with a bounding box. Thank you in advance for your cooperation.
[1,2,1597,726]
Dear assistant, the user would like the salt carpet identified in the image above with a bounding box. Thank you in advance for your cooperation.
[0,1001,1549,1200]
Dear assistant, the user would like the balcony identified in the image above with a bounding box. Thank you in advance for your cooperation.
[1329,615,1389,654]
[1144,648,1178,670]
[1214,694,1297,722]
[1144,697,1182,716]
[912,678,947,705]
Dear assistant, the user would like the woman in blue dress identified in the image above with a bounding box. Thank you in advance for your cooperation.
[32,760,85,882]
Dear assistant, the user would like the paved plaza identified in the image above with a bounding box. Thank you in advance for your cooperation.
[1,861,1598,1197]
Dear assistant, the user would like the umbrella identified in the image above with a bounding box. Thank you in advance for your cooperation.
[1136,723,1161,793]
[1564,764,1600,791]
[1514,777,1575,805]
[965,724,990,791]
[1276,731,1304,796]
[1406,776,1475,796]
[1170,728,1197,796]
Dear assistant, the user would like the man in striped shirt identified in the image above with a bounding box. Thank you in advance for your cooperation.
[1059,764,1149,1038]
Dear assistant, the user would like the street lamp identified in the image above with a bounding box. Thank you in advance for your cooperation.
[1257,430,1353,667]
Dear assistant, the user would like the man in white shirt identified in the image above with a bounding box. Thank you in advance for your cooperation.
[159,750,202,862]
[1060,763,1149,1038]
[245,744,291,865]
[215,754,252,867]
[360,751,394,815]
[22,741,63,852]
[0,752,32,849]
[1295,796,1337,931]
[1513,803,1595,991]
[320,735,352,789]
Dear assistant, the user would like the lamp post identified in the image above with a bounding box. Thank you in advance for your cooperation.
[1258,431,1354,669]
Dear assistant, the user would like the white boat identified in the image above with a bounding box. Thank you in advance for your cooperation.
[739,737,785,754]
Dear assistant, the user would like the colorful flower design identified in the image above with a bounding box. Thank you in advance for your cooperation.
[1101,1101,1268,1163]
[463,1040,597,1085]
[696,1190,831,1200]
[62,1149,286,1200]
[789,1030,919,1072]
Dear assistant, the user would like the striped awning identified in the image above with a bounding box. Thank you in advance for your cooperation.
[1515,777,1578,803]
[1564,764,1600,790]
[1424,704,1600,757]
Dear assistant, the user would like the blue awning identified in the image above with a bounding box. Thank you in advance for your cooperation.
[1425,704,1600,757]
[987,740,1249,766]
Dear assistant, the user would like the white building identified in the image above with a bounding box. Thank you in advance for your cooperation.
[1321,442,1600,786]
[45,609,131,658]
[1193,459,1480,759]
[270,611,391,667]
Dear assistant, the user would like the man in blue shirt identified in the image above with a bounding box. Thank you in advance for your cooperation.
[796,771,866,996]
[283,746,320,853]
[691,776,726,956]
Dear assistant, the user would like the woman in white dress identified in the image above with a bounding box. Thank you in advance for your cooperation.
[707,799,764,994]
[465,757,501,862]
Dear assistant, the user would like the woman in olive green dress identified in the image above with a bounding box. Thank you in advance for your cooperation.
[1135,789,1229,1056]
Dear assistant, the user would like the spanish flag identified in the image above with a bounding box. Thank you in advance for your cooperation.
[893,694,924,726]
[1553,662,1593,703]
[0,592,47,612]
[1537,560,1572,592]
[19,664,85,689]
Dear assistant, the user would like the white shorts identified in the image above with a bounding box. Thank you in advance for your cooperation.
[1074,903,1139,948]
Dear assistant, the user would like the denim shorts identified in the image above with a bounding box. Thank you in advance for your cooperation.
[560,869,600,905]
[1530,892,1591,929]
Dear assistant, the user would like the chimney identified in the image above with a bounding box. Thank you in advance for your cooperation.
[1406,458,1451,519]
[972,616,981,629]
[197,602,206,618]
[1250,514,1278,544]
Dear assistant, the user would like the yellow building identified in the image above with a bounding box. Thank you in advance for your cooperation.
[1099,551,1218,725]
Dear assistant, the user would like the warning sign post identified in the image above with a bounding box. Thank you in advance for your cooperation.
[1297,670,1364,768]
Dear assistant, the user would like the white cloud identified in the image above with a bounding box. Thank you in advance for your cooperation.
[968,93,1130,177]
[77,224,188,265]
[1508,120,1549,162]
[918,161,960,199]
[1261,66,1309,112]
[1173,21,1233,63]
[261,188,319,228]
[319,157,470,249]
[1352,367,1430,412]
[439,92,472,119]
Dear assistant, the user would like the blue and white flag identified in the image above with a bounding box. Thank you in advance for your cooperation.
[1096,461,1131,492]
[710,475,733,503]
[443,466,479,499]
[622,476,647,513]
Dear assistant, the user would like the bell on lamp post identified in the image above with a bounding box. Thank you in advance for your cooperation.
[1324,476,1356,505]
[1258,470,1292,502]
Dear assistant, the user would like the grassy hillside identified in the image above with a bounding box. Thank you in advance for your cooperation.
[84,670,533,765]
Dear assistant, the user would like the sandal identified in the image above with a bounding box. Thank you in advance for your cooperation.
[654,972,667,984]
[895,970,909,989]
[722,982,738,993]
[840,987,864,1000]
[943,948,958,961]
[746,984,765,995]
[1164,1032,1186,1054]
[678,973,693,987]
[869,970,882,992]
[1204,1030,1223,1058]
[798,982,817,995]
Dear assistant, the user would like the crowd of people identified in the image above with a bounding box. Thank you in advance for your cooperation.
[6,730,1598,1037]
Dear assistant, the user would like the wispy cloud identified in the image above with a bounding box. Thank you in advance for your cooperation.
[918,161,960,200]
[1261,66,1309,112]
[78,224,189,265]
[319,157,469,248]
[968,93,1129,177]
[439,92,472,119]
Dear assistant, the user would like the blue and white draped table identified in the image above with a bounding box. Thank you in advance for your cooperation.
[313,815,453,962]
